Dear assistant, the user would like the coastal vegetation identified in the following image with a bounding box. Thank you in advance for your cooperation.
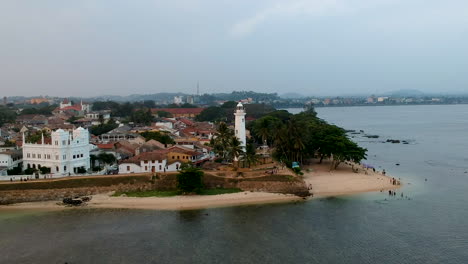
[0,105,16,126]
[196,101,275,122]
[177,167,204,194]
[248,108,367,170]
[88,119,118,136]
[139,131,175,145]
[210,122,243,164]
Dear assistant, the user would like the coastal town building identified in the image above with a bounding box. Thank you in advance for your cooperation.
[54,99,91,116]
[0,150,22,176]
[99,125,140,143]
[22,127,92,174]
[118,152,182,174]
[234,102,247,150]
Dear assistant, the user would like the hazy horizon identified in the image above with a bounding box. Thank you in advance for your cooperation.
[1,0,467,97]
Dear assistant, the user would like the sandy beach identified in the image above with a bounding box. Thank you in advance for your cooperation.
[0,192,303,211]
[0,161,401,212]
[302,161,400,198]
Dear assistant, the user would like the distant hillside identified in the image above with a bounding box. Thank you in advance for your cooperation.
[280,93,304,99]
[388,89,425,97]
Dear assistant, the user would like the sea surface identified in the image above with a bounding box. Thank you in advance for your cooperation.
[1,105,468,264]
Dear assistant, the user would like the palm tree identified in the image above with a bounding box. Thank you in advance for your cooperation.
[288,119,305,164]
[241,143,260,168]
[227,136,244,163]
[213,122,234,160]
[253,117,272,144]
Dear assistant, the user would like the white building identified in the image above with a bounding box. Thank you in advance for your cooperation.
[22,127,92,174]
[234,102,247,150]
[0,150,22,176]
[118,152,182,174]
[174,96,183,105]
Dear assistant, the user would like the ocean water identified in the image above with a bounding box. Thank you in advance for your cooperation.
[1,105,468,264]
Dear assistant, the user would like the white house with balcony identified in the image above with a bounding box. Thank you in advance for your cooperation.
[0,150,22,176]
[118,152,181,174]
[22,127,92,174]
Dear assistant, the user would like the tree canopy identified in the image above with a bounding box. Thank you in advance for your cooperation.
[0,106,16,126]
[177,167,204,194]
[249,107,367,169]
[196,102,275,122]
[139,131,175,145]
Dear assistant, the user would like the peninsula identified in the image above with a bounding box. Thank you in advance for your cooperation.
[0,98,402,211]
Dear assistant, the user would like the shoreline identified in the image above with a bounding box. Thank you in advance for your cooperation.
[0,161,401,212]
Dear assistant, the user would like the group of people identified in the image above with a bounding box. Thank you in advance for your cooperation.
[388,190,402,197]
[391,177,401,185]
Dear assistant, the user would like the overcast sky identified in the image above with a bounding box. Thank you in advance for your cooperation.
[1,0,467,97]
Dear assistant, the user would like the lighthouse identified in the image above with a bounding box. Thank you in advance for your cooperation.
[234,102,247,150]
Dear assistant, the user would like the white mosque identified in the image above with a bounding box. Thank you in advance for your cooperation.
[22,127,92,174]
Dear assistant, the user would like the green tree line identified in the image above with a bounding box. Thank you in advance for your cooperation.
[249,108,367,170]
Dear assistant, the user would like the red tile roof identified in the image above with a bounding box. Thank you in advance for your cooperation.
[96,143,115,150]
[60,105,82,111]
[120,151,167,165]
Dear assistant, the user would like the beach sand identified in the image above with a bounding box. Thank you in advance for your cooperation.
[0,161,401,211]
[0,192,303,211]
[302,161,400,198]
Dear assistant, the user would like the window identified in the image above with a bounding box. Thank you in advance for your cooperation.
[127,166,130,171]
[172,156,175,159]
[64,166,67,172]
[159,165,162,170]
[177,156,180,159]
[145,166,148,170]
[81,154,83,158]
[27,153,30,158]
[55,155,59,160]
[32,154,36,158]
[73,155,76,159]
[38,154,41,159]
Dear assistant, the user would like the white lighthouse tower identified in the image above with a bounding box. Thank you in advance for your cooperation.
[234,102,247,150]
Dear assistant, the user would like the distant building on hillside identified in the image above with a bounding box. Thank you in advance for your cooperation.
[54,99,91,116]
[22,127,91,174]
[30,97,50,104]
[151,108,205,118]
[174,96,183,105]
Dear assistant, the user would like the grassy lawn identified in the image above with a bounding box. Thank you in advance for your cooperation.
[198,188,243,195]
[113,188,243,197]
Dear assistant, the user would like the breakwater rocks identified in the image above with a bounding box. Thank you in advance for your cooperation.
[0,173,310,205]
[345,130,411,144]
